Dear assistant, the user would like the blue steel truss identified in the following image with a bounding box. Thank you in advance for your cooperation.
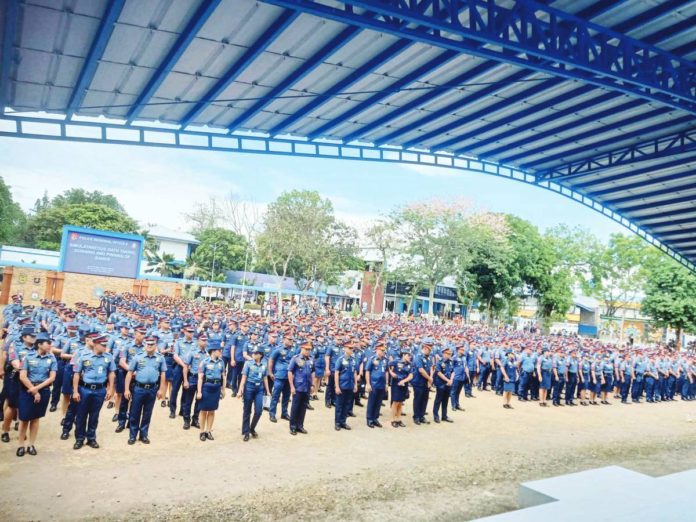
[262,0,696,117]
[0,113,693,273]
[0,0,18,116]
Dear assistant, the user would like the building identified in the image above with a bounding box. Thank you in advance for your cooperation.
[147,226,199,265]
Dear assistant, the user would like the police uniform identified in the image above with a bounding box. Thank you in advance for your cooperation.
[127,342,166,444]
[288,348,313,434]
[365,350,387,427]
[269,342,294,422]
[181,342,208,428]
[198,352,225,412]
[411,345,433,425]
[333,347,358,430]
[18,349,57,422]
[433,352,454,422]
[74,344,115,448]
[241,352,268,438]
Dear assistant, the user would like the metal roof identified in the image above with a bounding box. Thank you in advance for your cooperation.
[0,0,695,268]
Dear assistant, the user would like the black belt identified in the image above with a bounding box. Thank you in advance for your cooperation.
[135,382,157,389]
[164,353,174,357]
[80,381,106,390]
[205,379,222,385]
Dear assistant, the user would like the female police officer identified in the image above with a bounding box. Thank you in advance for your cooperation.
[237,346,270,441]
[17,333,56,456]
[196,342,225,441]
[388,348,413,427]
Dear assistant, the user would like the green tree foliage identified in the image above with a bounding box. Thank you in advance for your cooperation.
[50,188,126,213]
[25,203,139,251]
[642,259,696,348]
[191,228,247,281]
[0,176,26,244]
[144,251,181,277]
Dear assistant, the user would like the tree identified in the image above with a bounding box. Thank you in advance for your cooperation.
[642,258,696,349]
[364,219,400,313]
[190,228,247,281]
[256,190,357,307]
[50,188,125,213]
[144,251,181,277]
[0,176,26,244]
[544,224,602,288]
[24,203,139,250]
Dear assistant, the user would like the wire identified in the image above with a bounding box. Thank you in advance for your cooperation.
[13,76,553,114]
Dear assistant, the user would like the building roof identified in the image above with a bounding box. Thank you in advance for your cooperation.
[147,226,199,245]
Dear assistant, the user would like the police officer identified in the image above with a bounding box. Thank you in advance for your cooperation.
[268,334,294,423]
[412,339,434,425]
[433,346,454,423]
[115,326,146,433]
[288,340,313,435]
[388,348,413,427]
[196,341,225,441]
[552,351,568,407]
[364,341,388,428]
[171,325,196,419]
[181,333,208,430]
[72,334,115,450]
[106,321,130,416]
[124,337,166,445]
[237,346,269,441]
[2,327,36,443]
[500,348,519,409]
[449,344,469,411]
[16,333,56,456]
[333,339,358,431]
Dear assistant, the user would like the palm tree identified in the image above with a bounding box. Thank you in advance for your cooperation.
[182,257,205,280]
[145,250,180,277]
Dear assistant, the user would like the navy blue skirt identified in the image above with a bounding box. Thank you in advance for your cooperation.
[503,380,517,393]
[199,382,221,411]
[18,387,50,421]
[390,383,408,403]
[5,375,19,408]
[540,369,552,390]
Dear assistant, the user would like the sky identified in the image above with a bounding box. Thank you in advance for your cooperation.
[0,136,626,240]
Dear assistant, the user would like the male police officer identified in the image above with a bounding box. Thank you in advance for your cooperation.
[412,339,434,425]
[268,334,294,423]
[288,340,313,435]
[365,341,388,428]
[334,339,358,431]
[124,337,166,445]
[72,334,115,449]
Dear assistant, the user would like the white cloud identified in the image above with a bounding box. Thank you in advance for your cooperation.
[399,163,460,178]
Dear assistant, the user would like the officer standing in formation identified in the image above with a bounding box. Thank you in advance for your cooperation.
[287,340,313,435]
[237,346,269,441]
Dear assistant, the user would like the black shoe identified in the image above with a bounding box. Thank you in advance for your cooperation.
[191,420,200,429]
[183,422,190,430]
[397,421,406,427]
[335,425,342,431]
[106,401,114,409]
[169,412,176,419]
[115,425,125,433]
[207,432,214,440]
[16,447,25,457]
[434,418,441,423]
[87,440,99,449]
[60,418,65,426]
[325,403,332,409]
[243,434,250,441]
[160,400,167,408]
[27,445,37,456]
[140,437,150,444]
[49,404,57,412]
[413,419,422,425]
[200,433,207,442]
[111,414,118,422]
[128,438,136,445]
[73,440,84,450]
[1,432,9,443]
[355,401,364,407]
[443,417,454,423]
[250,430,258,439]
[306,403,314,411]
[60,431,69,440]
[367,422,375,428]
[290,429,297,436]
[420,418,430,425]
[347,412,356,418]
[297,427,308,434]
[373,421,383,428]
[13,422,18,431]
[341,424,351,430]
[269,415,277,423]
[281,414,291,421]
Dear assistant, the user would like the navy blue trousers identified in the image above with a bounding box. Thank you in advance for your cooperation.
[75,386,106,442]
[129,386,156,440]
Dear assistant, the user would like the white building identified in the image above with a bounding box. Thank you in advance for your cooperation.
[147,226,199,264]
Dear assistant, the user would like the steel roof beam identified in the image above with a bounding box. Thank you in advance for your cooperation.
[180,9,299,128]
[575,0,631,20]
[508,108,673,166]
[588,169,696,198]
[226,24,362,132]
[604,181,696,206]
[306,49,459,139]
[611,0,692,33]
[260,0,696,115]
[482,99,646,160]
[655,228,696,239]
[520,116,693,170]
[643,14,696,46]
[376,69,533,147]
[618,194,696,214]
[669,238,696,247]
[631,206,696,222]
[539,130,696,181]
[125,0,223,125]
[66,0,126,118]
[267,38,411,135]
[649,217,696,229]
[0,0,19,115]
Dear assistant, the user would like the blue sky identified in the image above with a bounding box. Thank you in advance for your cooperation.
[1,136,625,239]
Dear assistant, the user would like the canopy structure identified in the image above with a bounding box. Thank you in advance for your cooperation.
[0,0,694,270]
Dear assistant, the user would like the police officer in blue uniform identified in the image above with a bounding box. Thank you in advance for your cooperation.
[171,325,196,419]
[16,333,56,456]
[388,348,413,427]
[115,327,146,433]
[237,346,269,441]
[433,346,454,423]
[72,334,115,450]
[268,334,294,423]
[412,339,434,425]
[181,333,208,430]
[2,326,37,443]
[124,337,166,445]
[196,341,225,441]
[288,340,313,435]
[450,344,470,411]
[365,341,388,428]
[500,349,519,409]
[333,339,358,431]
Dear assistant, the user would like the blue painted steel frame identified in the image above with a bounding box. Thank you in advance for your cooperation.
[1,113,693,273]
[0,0,19,116]
[58,225,144,279]
[66,0,126,118]
[125,0,223,124]
[180,9,299,128]
[260,0,696,115]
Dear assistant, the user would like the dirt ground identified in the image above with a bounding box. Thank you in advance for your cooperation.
[1,390,695,521]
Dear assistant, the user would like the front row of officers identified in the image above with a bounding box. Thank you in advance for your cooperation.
[3,327,696,456]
